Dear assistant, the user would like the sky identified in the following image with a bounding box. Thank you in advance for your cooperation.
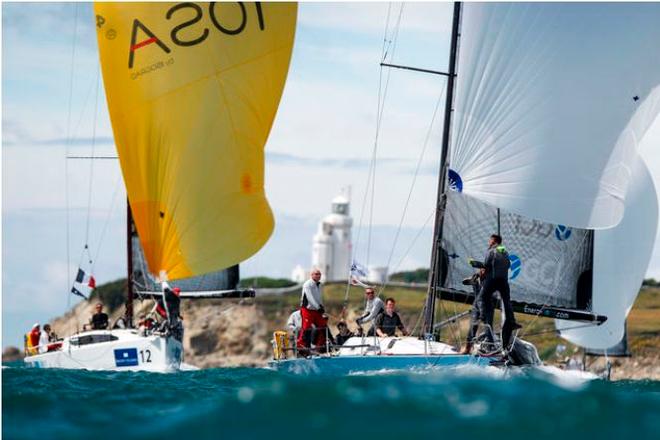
[1,2,453,348]
[3,2,660,350]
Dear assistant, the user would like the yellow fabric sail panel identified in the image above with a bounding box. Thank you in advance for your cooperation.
[95,2,297,280]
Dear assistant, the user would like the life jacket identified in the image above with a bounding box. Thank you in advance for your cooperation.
[484,245,511,280]
[25,329,40,355]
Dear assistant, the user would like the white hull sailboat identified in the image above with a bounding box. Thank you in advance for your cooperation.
[269,336,493,375]
[24,3,298,372]
[24,329,182,372]
[270,2,660,376]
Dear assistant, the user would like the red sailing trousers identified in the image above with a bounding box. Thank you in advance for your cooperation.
[297,307,328,349]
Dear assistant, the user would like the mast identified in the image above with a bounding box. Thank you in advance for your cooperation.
[125,200,134,327]
[422,2,462,336]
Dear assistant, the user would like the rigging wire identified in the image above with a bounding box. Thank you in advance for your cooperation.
[73,63,103,288]
[378,80,446,298]
[65,2,79,311]
[366,3,405,268]
[352,2,405,264]
[390,209,435,279]
[84,65,102,252]
[91,174,123,274]
[342,2,394,311]
[351,2,394,267]
[70,74,101,144]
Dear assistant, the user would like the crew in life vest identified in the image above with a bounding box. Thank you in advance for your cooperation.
[297,269,328,354]
[25,323,41,355]
[156,284,184,341]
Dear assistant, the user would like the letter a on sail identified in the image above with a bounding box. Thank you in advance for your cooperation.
[95,2,297,280]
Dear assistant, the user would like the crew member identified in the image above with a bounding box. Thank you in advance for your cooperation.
[90,303,109,330]
[375,298,408,337]
[286,309,302,335]
[356,287,384,336]
[156,285,183,341]
[460,270,495,354]
[38,324,52,353]
[472,234,521,352]
[25,324,41,355]
[297,268,328,354]
[335,321,354,346]
[137,314,155,336]
[156,286,182,322]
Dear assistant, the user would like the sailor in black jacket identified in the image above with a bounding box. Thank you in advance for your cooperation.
[470,234,521,352]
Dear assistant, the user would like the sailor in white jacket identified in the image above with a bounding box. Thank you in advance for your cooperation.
[356,288,384,336]
[297,269,328,351]
[286,310,302,334]
[38,324,52,354]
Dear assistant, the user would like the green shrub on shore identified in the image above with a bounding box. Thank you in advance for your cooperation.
[238,277,297,288]
[390,268,429,283]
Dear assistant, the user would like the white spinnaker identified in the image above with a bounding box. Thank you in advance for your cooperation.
[450,3,660,228]
[556,155,658,349]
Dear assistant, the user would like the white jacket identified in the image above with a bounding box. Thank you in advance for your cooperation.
[38,331,50,354]
[286,310,302,332]
[300,279,323,310]
[358,296,385,324]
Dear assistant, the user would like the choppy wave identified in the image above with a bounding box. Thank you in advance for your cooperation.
[2,362,658,440]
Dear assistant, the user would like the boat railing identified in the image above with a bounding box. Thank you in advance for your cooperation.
[24,341,63,356]
[272,325,382,360]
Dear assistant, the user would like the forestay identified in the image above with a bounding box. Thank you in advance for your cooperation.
[95,2,297,280]
[449,2,660,228]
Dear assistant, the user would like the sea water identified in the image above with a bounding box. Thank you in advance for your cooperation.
[2,363,658,440]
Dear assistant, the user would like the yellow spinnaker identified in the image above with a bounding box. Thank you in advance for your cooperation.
[95,2,296,280]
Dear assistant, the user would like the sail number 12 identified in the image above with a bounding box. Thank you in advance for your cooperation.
[139,349,152,363]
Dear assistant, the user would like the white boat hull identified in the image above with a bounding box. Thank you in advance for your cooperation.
[270,336,494,374]
[24,329,183,372]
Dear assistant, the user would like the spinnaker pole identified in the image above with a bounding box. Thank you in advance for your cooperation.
[423,2,462,336]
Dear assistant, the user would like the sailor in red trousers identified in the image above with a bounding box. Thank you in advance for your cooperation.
[297,268,328,355]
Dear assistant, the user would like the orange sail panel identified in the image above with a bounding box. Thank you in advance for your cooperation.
[95,2,297,280]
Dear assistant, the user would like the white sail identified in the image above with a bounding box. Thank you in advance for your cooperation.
[555,154,658,348]
[450,3,660,228]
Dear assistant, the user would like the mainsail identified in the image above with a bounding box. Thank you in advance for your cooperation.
[95,2,297,280]
[440,191,596,319]
[449,2,660,229]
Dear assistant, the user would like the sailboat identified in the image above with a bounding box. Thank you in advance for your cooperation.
[269,2,660,375]
[24,2,297,371]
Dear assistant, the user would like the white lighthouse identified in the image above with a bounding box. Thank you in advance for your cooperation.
[311,191,353,282]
